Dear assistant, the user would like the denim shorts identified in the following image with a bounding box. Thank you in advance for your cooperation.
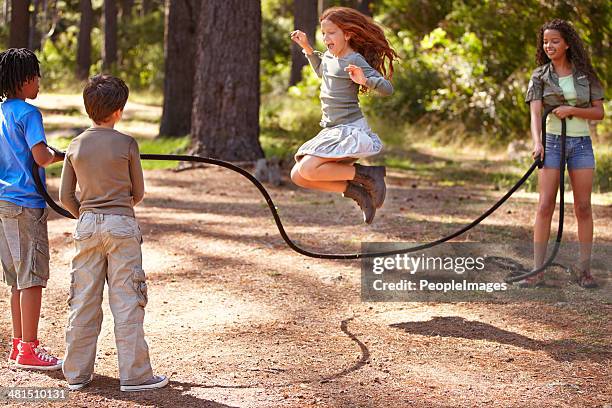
[543,133,595,170]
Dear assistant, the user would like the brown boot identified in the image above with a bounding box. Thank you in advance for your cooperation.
[343,181,376,224]
[353,163,386,208]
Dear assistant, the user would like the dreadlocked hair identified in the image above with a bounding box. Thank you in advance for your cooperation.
[0,48,41,102]
[320,7,398,93]
[536,19,601,87]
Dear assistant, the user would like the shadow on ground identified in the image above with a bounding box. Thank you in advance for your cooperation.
[391,316,611,363]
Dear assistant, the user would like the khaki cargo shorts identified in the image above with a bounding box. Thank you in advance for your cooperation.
[0,200,49,289]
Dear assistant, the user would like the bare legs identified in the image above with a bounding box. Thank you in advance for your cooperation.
[533,169,560,271]
[291,155,385,223]
[10,286,43,342]
[569,169,594,280]
[533,167,594,282]
[10,287,21,338]
[291,155,356,193]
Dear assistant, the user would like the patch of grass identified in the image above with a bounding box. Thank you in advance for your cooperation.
[383,156,415,171]
[123,114,161,124]
[48,136,73,150]
[45,136,191,176]
[259,93,321,160]
[138,136,191,169]
[127,90,163,106]
[382,152,535,191]
[46,162,64,177]
[259,128,302,160]
[594,146,611,193]
[39,106,82,116]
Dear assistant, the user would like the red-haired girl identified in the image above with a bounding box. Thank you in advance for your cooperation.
[290,6,398,224]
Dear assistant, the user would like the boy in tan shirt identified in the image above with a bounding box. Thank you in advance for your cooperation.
[59,75,167,392]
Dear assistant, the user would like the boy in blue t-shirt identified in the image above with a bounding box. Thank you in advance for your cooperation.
[0,48,63,370]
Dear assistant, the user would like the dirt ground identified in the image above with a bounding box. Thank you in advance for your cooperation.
[1,161,610,408]
[1,94,611,407]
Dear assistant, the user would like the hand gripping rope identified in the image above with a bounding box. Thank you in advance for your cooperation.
[33,108,566,284]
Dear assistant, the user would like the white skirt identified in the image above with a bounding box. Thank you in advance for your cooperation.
[295,117,383,162]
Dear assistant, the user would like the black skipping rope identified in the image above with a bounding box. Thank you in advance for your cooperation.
[32,109,566,282]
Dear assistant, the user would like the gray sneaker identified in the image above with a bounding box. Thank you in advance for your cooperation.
[120,375,169,392]
[68,374,94,391]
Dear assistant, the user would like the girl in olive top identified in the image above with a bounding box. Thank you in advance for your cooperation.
[524,19,605,288]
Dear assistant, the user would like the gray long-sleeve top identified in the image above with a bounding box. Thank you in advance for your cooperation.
[305,50,393,128]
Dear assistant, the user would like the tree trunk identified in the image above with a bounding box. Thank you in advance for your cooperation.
[190,0,264,161]
[9,0,30,48]
[28,0,41,50]
[289,0,318,86]
[159,0,198,137]
[103,0,118,69]
[141,0,152,15]
[3,0,10,26]
[76,0,93,80]
[120,0,134,22]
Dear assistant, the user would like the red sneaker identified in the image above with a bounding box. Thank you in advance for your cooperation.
[9,338,23,362]
[9,339,41,362]
[15,341,62,371]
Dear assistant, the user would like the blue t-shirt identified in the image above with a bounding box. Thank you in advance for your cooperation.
[0,99,47,208]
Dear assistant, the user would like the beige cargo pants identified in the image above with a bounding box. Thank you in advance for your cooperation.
[63,212,153,386]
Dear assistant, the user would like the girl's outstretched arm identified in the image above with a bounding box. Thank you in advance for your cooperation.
[349,54,393,96]
[304,51,323,78]
[290,30,322,78]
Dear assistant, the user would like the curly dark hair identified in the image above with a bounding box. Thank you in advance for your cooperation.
[535,19,601,86]
[0,48,40,101]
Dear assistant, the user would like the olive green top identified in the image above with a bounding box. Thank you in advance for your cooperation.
[525,62,605,137]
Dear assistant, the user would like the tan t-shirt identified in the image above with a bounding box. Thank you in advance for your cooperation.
[59,127,145,218]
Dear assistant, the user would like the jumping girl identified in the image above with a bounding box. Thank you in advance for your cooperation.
[524,19,605,288]
[290,6,398,224]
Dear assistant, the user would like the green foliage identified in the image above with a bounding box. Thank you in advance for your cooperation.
[32,2,164,92]
[137,136,191,169]
[0,22,8,49]
[3,0,609,181]
[361,31,441,123]
[116,11,165,91]
[260,66,322,159]
[594,148,611,193]
[261,10,292,94]
[378,0,453,38]
[38,27,80,91]
[370,0,610,144]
